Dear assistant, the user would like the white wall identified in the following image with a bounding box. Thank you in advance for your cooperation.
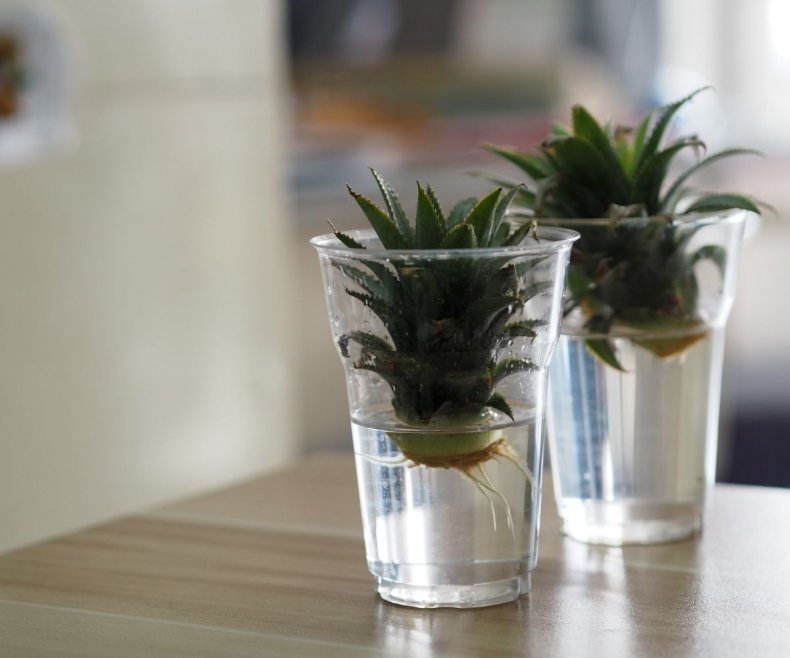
[0,0,296,553]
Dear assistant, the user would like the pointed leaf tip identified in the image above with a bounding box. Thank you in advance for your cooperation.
[370,169,414,246]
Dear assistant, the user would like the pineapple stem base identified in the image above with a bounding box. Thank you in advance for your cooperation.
[388,430,533,486]
[387,428,500,463]
[634,328,709,358]
[398,437,507,470]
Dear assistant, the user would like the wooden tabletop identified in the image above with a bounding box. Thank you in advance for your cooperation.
[1,453,789,657]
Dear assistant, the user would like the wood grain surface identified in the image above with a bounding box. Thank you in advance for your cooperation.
[1,453,788,657]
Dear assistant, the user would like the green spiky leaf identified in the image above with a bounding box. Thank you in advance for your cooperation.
[332,262,393,303]
[347,187,408,249]
[371,168,414,245]
[331,227,365,250]
[684,193,761,214]
[481,144,551,181]
[636,87,709,172]
[485,392,514,420]
[415,183,444,248]
[501,319,545,341]
[339,330,393,356]
[447,196,478,229]
[584,338,625,371]
[464,188,502,246]
[441,222,478,248]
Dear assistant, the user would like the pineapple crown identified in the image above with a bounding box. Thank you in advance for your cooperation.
[329,171,555,427]
[483,87,763,220]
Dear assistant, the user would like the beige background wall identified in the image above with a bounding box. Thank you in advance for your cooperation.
[0,0,296,553]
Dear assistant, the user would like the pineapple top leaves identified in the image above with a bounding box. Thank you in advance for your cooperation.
[483,87,761,219]
[339,170,531,251]
[331,170,547,428]
[484,88,765,369]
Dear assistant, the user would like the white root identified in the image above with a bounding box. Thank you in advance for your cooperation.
[463,470,499,532]
[474,463,516,541]
[493,443,535,489]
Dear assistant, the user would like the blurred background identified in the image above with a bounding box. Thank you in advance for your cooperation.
[1,0,788,553]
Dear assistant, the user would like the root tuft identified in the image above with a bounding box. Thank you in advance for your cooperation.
[400,437,508,470]
[369,437,535,539]
[401,438,533,541]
